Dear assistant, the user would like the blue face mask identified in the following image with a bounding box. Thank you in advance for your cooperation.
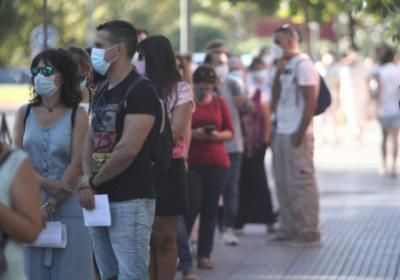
[91,46,117,75]
[34,73,58,97]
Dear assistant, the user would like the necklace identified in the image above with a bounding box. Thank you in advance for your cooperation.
[42,102,61,113]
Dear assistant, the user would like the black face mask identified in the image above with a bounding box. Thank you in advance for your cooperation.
[194,87,205,101]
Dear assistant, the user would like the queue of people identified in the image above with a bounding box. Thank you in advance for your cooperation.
[0,20,352,280]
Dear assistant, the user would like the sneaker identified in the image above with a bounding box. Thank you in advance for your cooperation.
[287,236,321,247]
[222,228,239,246]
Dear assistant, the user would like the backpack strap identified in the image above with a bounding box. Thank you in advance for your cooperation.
[115,75,145,140]
[292,56,310,105]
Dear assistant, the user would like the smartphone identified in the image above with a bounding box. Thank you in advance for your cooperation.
[204,124,216,134]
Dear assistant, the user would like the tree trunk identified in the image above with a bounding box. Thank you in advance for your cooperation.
[348,11,357,49]
[299,0,312,57]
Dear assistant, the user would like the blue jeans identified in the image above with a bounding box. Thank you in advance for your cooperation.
[176,217,193,272]
[89,199,155,280]
[223,153,243,228]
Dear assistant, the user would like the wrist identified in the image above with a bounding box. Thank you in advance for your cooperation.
[89,173,99,189]
[41,202,55,216]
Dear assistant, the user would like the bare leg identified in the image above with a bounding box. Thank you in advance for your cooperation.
[150,215,180,280]
[381,127,388,175]
[390,128,399,177]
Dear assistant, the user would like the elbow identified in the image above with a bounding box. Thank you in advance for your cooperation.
[13,224,41,243]
[23,229,41,244]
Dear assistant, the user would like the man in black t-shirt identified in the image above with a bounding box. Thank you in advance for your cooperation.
[78,20,158,279]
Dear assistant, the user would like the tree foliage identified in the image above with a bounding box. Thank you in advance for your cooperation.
[0,0,398,67]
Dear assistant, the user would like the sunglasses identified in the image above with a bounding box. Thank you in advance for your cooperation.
[31,66,56,77]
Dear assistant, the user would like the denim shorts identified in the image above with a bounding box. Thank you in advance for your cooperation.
[89,199,155,280]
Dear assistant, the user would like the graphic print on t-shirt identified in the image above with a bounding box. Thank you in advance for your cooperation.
[92,103,119,153]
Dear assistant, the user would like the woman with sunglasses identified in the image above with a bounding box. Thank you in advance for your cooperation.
[12,49,93,279]
[137,36,194,280]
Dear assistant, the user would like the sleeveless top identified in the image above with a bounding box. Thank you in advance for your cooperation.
[0,149,29,280]
[23,107,82,217]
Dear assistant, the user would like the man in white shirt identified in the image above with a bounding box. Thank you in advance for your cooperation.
[271,25,321,246]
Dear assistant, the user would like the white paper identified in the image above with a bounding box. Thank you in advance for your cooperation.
[82,194,111,227]
[28,221,67,248]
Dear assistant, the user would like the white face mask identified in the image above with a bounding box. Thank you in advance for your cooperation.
[91,46,118,75]
[34,73,58,97]
[262,54,274,65]
[271,43,284,60]
[136,59,146,75]
[252,69,268,81]
[215,64,229,79]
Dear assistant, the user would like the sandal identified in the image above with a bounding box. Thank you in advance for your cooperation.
[197,257,215,269]
[182,269,197,280]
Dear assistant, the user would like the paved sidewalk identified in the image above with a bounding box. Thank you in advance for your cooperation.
[178,122,400,280]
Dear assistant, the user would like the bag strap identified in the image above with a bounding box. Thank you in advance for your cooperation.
[292,57,310,105]
[115,75,146,139]
[0,113,11,144]
[23,103,33,129]
[24,103,77,129]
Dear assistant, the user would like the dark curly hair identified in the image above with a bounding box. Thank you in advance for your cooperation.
[137,35,182,104]
[30,48,81,107]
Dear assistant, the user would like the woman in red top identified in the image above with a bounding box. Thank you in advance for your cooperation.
[185,65,233,269]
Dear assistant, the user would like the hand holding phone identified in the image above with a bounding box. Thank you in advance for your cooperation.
[204,124,216,134]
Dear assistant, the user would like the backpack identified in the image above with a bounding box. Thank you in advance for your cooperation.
[294,58,332,116]
[96,75,173,174]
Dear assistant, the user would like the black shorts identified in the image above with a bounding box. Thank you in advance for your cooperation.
[155,159,188,216]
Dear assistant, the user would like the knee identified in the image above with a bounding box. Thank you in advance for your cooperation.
[152,230,177,253]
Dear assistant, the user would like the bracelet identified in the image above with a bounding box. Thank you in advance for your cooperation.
[89,173,98,189]
[41,202,55,216]
[78,186,92,192]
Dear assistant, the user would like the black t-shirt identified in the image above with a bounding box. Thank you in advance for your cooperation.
[91,70,158,202]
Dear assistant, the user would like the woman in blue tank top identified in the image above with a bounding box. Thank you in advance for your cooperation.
[13,49,93,279]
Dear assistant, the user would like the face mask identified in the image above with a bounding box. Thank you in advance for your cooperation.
[194,87,205,101]
[262,55,273,65]
[80,79,87,90]
[136,59,146,75]
[230,70,243,79]
[91,46,117,75]
[214,64,229,79]
[252,69,268,81]
[271,43,284,60]
[34,73,58,97]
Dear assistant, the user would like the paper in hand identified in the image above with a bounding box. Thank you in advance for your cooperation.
[82,194,111,227]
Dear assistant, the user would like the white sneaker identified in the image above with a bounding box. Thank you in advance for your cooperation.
[222,228,239,246]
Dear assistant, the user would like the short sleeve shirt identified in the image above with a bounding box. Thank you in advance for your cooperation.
[91,70,159,202]
[167,81,195,159]
[276,54,319,134]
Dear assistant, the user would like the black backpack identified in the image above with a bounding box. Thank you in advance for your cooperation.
[294,58,332,116]
[96,76,173,174]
